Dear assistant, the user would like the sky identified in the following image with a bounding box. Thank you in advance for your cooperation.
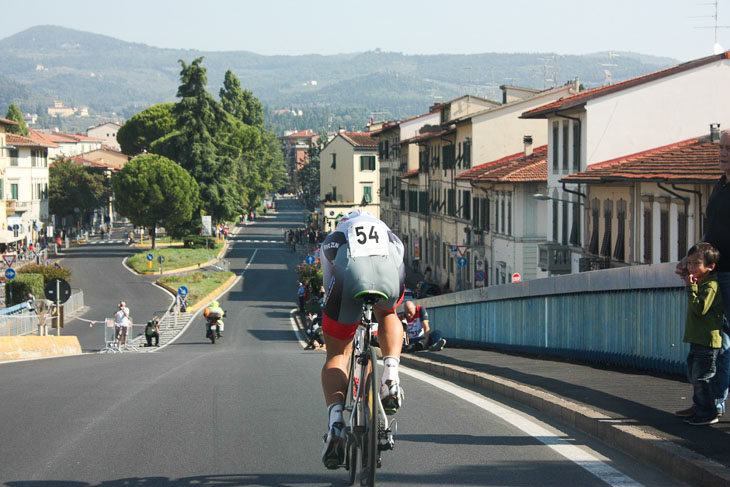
[1,0,728,61]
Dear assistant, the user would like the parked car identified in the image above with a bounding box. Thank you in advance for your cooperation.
[416,281,441,299]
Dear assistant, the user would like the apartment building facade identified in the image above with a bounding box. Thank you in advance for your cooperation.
[522,51,730,274]
[319,132,379,231]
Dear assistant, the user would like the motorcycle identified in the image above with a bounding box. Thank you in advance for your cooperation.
[205,313,224,344]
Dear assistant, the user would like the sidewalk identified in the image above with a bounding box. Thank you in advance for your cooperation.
[399,346,730,487]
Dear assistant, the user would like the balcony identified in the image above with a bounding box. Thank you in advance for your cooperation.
[6,200,30,214]
[538,242,572,274]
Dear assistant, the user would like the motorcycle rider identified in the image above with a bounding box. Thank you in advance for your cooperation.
[204,300,225,338]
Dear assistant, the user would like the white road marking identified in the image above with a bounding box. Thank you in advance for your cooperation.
[400,367,644,487]
[289,309,308,347]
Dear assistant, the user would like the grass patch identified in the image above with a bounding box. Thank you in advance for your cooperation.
[128,241,223,273]
[158,271,234,307]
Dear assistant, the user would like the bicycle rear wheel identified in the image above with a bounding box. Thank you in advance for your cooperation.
[360,345,379,486]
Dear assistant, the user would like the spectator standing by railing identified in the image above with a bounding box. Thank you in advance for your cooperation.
[677,130,730,419]
[674,243,724,425]
[114,301,131,348]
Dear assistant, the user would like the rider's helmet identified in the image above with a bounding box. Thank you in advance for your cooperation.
[336,209,372,228]
[210,300,220,308]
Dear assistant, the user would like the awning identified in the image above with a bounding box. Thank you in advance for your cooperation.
[0,230,22,244]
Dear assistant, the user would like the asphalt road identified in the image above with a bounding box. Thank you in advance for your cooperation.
[0,200,688,487]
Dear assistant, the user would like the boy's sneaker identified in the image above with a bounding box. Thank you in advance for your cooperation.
[685,414,719,426]
[380,380,404,415]
[429,338,446,352]
[674,405,696,418]
[321,422,346,469]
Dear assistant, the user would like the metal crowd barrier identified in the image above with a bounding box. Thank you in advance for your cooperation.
[0,290,84,337]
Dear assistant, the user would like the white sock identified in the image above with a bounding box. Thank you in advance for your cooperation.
[328,403,344,428]
[381,355,400,383]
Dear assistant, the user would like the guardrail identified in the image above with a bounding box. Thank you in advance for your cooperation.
[419,262,689,374]
[0,290,84,337]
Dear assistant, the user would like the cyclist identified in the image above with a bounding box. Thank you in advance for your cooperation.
[319,209,406,469]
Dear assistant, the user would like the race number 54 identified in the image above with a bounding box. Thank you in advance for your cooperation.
[349,223,389,257]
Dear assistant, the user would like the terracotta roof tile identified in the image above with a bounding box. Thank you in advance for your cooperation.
[456,146,548,183]
[0,118,18,126]
[27,129,60,148]
[561,137,722,183]
[280,129,318,139]
[399,128,453,145]
[522,51,730,118]
[399,169,419,179]
[340,132,377,147]
[5,133,55,148]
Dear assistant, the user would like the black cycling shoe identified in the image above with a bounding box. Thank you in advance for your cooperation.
[321,422,346,469]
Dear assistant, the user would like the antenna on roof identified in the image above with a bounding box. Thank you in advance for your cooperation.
[692,0,729,53]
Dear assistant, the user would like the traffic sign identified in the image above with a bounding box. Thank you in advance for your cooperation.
[305,254,315,265]
[475,270,485,281]
[45,278,72,304]
[178,286,189,297]
[158,256,165,264]
[457,257,467,267]
[146,253,154,261]
[2,253,16,267]
[4,268,16,280]
[511,273,522,283]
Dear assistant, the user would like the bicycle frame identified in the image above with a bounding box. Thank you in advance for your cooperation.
[343,299,396,484]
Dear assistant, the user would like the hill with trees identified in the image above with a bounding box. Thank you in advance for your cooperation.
[0,26,680,133]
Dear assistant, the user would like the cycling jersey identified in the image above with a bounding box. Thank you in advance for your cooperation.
[320,211,405,340]
[405,305,429,340]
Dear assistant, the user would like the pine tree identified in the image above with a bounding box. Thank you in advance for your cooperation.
[5,103,29,136]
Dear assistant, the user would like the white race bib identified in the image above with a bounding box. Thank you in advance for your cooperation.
[348,221,389,257]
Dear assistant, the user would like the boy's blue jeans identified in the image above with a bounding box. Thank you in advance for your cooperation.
[710,271,730,414]
[688,343,720,416]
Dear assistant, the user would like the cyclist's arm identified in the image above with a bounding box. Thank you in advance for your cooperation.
[419,306,430,342]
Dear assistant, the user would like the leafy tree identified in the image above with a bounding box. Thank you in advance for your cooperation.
[5,103,29,136]
[117,103,175,155]
[219,70,287,204]
[242,89,264,127]
[296,132,326,210]
[112,154,199,249]
[151,58,240,222]
[49,158,108,223]
[220,70,248,123]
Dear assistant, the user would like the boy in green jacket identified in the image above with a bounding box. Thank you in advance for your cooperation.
[676,242,725,425]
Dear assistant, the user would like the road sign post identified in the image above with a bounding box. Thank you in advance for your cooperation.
[5,268,15,304]
[158,255,165,275]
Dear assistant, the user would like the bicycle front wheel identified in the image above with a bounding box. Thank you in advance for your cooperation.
[360,345,379,486]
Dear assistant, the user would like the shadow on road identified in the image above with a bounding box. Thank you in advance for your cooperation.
[5,473,339,487]
[247,329,297,341]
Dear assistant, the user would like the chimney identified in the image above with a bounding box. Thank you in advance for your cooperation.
[339,126,345,134]
[710,123,721,143]
[523,135,533,156]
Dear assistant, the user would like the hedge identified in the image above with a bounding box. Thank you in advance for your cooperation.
[18,264,72,286]
[6,273,44,306]
[183,235,217,249]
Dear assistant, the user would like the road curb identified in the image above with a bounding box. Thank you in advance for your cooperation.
[135,241,229,276]
[399,353,730,487]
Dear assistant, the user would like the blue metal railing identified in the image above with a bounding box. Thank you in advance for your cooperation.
[420,263,689,374]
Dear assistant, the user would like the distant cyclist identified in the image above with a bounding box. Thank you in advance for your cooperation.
[319,209,406,469]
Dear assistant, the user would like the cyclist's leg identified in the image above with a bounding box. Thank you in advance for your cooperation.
[321,332,353,407]
[320,319,358,469]
[375,308,405,415]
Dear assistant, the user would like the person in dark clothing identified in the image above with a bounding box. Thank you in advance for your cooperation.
[145,318,160,347]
